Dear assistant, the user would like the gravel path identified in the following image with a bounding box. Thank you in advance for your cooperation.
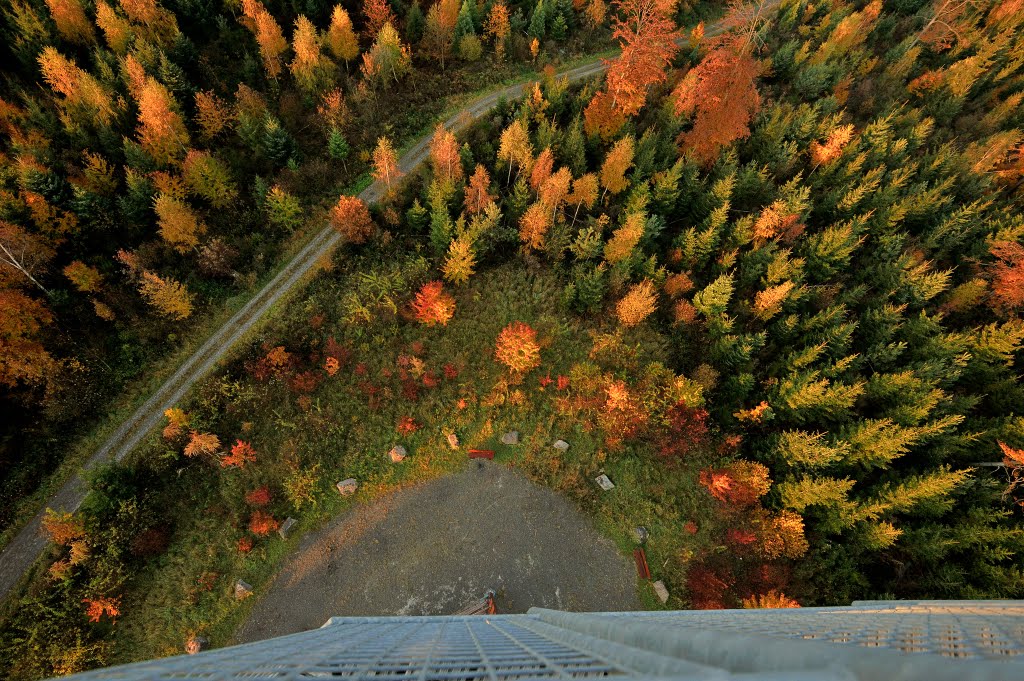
[235,461,640,642]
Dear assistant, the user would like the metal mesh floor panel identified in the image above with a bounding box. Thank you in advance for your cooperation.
[63,617,632,680]
[594,602,1024,660]
[58,602,1024,681]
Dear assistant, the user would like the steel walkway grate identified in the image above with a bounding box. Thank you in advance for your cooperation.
[57,602,1024,681]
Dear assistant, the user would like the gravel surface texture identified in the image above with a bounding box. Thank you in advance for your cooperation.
[235,461,640,642]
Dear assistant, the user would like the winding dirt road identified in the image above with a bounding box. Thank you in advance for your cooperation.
[0,51,617,605]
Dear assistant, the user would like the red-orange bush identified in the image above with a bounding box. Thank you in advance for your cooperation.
[494,321,541,373]
[249,510,279,536]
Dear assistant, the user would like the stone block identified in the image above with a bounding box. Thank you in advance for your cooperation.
[595,474,615,491]
[653,580,669,604]
[185,636,208,655]
[234,579,253,600]
[278,517,297,539]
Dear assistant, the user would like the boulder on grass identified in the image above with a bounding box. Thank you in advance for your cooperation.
[336,478,358,496]
[234,579,253,600]
[653,580,669,604]
[389,445,407,462]
[595,474,615,491]
[185,636,208,655]
[278,517,297,539]
[501,431,520,445]
[553,439,569,451]
[447,433,459,449]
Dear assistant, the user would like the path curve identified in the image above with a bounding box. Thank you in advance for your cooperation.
[0,49,616,606]
[236,461,640,643]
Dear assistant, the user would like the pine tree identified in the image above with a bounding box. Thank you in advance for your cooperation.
[328,128,351,164]
[528,0,547,40]
[454,0,476,44]
[405,0,426,43]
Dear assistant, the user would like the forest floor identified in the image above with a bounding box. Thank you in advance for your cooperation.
[0,48,626,606]
[235,460,639,643]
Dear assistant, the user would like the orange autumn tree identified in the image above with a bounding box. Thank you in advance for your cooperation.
[990,241,1024,310]
[372,136,402,189]
[604,0,680,117]
[411,281,456,325]
[465,164,495,214]
[44,0,95,44]
[330,195,374,243]
[194,90,230,140]
[162,407,188,439]
[241,0,288,78]
[672,2,764,164]
[135,77,190,165]
[519,202,551,250]
[363,0,397,37]
[430,124,463,184]
[616,279,658,326]
[326,5,360,66]
[485,1,511,60]
[600,134,634,196]
[184,431,220,457]
[222,439,256,468]
[83,596,120,623]
[37,47,115,125]
[290,15,333,95]
[154,193,205,253]
[138,270,193,319]
[0,289,54,387]
[497,119,533,182]
[495,321,541,373]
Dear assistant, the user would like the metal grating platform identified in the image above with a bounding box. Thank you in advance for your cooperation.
[56,601,1024,681]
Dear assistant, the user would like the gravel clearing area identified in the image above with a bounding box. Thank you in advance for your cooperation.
[235,461,640,643]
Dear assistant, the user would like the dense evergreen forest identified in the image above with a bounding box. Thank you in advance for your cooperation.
[2,0,1024,677]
